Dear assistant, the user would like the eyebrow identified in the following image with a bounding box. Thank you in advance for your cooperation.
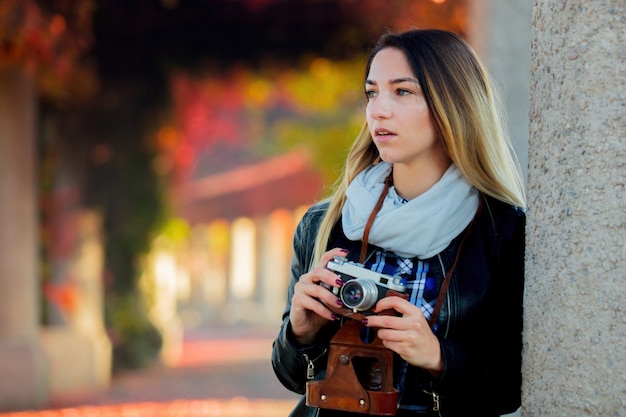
[366,77,419,85]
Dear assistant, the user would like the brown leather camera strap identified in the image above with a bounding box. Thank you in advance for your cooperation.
[359,173,393,263]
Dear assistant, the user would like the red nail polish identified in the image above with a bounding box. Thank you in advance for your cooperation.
[361,318,368,326]
[336,299,344,306]
[335,279,344,286]
[339,249,349,254]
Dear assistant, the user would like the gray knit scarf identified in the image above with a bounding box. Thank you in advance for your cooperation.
[341,162,479,259]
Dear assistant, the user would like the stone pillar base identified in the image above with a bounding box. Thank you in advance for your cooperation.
[40,326,111,396]
[0,339,47,411]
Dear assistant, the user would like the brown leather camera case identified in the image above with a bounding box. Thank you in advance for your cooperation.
[306,320,398,415]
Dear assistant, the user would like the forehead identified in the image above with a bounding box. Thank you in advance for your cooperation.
[367,47,415,81]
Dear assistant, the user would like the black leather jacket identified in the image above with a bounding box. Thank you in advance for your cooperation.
[272,194,525,416]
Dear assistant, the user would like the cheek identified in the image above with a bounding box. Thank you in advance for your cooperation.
[365,102,374,121]
[412,104,435,131]
[365,106,376,131]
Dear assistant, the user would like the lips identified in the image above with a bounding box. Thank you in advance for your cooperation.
[374,128,396,138]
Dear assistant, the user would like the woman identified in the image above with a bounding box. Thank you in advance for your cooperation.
[272,29,526,416]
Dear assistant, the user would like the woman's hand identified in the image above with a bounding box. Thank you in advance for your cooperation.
[365,296,444,376]
[288,248,347,345]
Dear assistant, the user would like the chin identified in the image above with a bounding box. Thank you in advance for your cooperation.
[376,153,400,165]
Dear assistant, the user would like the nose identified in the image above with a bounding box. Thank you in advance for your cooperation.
[367,95,392,120]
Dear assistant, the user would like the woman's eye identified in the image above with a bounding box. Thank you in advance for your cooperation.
[365,90,377,99]
[396,88,412,96]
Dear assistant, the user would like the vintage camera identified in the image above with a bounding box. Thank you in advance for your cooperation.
[327,256,407,313]
[306,319,398,415]
[306,257,408,415]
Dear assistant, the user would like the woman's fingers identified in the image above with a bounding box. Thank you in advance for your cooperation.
[372,296,418,317]
[293,278,338,316]
[291,293,333,321]
[288,248,350,341]
[316,247,350,272]
[296,247,348,299]
[363,296,442,372]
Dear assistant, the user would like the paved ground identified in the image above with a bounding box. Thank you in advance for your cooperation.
[0,322,522,417]
[0,324,301,417]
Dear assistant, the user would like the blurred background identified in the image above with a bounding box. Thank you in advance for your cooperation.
[3,0,523,414]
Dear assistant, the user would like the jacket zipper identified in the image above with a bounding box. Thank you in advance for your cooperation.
[431,255,447,416]
[423,390,443,417]
[303,349,328,380]
[436,254,452,337]
[433,391,441,415]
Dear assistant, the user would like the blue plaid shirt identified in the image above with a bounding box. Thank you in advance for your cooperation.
[362,249,436,322]
[362,248,438,411]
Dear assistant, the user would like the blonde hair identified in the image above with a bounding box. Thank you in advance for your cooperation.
[311,29,526,267]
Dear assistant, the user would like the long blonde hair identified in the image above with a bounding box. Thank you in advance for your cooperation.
[311,29,526,267]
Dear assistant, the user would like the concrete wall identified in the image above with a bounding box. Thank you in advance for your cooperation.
[524,0,626,415]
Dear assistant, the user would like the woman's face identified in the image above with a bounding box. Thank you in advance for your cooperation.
[365,47,444,170]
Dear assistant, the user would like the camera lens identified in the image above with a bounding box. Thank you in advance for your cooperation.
[340,279,379,311]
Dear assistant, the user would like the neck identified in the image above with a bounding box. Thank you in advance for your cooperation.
[392,158,451,200]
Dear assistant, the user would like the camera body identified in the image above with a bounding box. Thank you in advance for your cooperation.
[327,256,407,314]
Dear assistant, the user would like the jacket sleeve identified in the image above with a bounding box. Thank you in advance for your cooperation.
[435,203,526,415]
[271,203,333,394]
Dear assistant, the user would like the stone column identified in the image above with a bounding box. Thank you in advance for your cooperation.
[40,210,112,394]
[204,220,229,322]
[258,209,296,326]
[524,1,626,415]
[0,68,47,410]
[467,0,532,183]
[226,216,259,323]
